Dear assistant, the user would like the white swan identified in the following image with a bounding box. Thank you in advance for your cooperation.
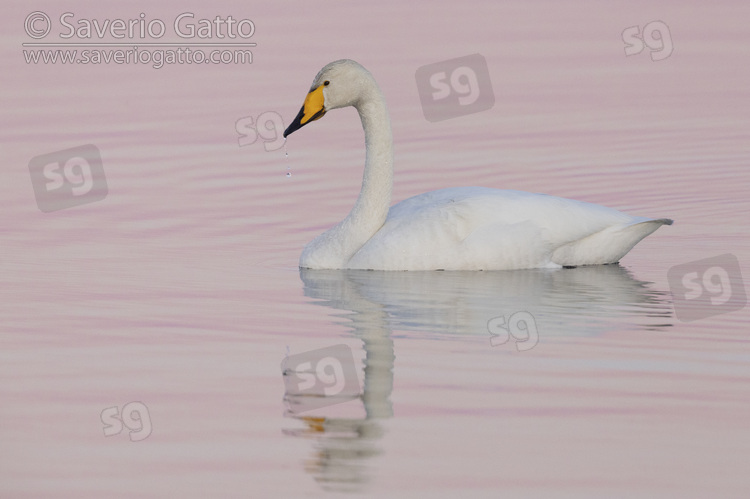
[283,59,672,271]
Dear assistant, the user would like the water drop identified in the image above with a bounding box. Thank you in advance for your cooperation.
[283,138,292,177]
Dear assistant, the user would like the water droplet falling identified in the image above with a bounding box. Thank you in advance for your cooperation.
[283,138,291,178]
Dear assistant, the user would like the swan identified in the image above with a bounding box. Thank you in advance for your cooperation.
[283,59,672,271]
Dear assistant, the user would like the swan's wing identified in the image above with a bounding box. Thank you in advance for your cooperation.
[347,187,668,270]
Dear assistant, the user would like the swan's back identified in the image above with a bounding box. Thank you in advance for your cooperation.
[346,187,671,270]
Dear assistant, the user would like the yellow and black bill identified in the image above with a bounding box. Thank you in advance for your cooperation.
[283,84,327,138]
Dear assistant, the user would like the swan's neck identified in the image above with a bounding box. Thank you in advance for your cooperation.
[348,92,393,238]
[303,85,393,268]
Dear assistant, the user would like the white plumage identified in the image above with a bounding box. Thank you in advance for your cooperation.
[283,60,672,271]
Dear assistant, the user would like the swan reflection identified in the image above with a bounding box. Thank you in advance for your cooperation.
[282,265,673,491]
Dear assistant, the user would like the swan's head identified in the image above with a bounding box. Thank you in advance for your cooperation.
[283,59,374,138]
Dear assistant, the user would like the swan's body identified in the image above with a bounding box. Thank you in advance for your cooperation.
[284,60,672,271]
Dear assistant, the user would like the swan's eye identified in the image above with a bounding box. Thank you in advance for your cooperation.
[324,81,330,86]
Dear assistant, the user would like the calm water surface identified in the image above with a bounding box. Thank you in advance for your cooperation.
[2,1,749,497]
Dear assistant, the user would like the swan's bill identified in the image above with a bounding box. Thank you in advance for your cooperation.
[284,83,327,137]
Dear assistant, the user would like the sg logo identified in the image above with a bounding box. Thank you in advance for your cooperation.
[236,111,286,151]
[487,311,539,351]
[101,401,152,442]
[430,66,482,107]
[622,21,673,61]
[28,144,108,212]
[281,344,360,414]
[415,53,495,122]
[668,254,746,322]
[295,356,348,396]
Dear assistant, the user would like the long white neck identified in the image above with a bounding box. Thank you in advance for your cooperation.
[301,83,393,269]
[347,89,394,241]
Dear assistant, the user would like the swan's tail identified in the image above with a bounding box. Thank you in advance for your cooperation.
[639,218,673,226]
[552,217,673,267]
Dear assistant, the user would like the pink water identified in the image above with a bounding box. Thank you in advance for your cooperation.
[2,1,749,497]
